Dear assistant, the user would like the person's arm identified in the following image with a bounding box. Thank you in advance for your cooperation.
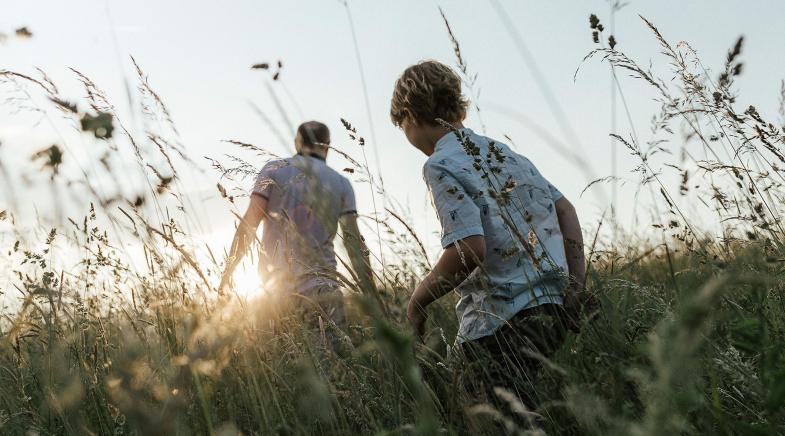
[412,160,485,336]
[407,235,486,337]
[219,194,267,292]
[339,213,375,293]
[554,197,585,291]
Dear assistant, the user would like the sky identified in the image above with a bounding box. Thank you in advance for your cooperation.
[1,0,784,293]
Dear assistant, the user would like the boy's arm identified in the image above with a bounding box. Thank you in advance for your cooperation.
[219,194,267,292]
[407,235,486,336]
[554,197,585,291]
[339,213,376,293]
[413,160,485,336]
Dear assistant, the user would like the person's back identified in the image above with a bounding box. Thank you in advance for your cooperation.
[423,127,568,340]
[253,153,356,294]
[220,120,374,314]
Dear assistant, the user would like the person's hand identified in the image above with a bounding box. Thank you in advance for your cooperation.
[563,289,582,331]
[563,284,599,332]
[406,299,428,339]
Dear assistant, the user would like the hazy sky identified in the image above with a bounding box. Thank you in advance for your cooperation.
[2,0,784,271]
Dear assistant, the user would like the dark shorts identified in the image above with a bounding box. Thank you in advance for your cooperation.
[459,303,568,408]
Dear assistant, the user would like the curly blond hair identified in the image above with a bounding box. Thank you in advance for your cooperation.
[389,60,468,127]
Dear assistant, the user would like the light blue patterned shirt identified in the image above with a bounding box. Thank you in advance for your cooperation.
[423,128,568,342]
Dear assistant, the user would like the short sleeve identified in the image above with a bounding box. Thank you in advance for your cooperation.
[423,162,484,249]
[341,179,357,215]
[252,160,281,199]
[547,182,564,201]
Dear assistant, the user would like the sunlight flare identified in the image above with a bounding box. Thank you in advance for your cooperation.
[232,264,265,297]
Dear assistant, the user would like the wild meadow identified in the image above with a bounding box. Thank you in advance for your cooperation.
[1,9,785,436]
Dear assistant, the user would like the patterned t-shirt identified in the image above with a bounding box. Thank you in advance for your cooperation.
[423,128,568,342]
[253,153,356,294]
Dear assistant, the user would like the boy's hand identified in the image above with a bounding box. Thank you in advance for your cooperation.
[404,236,486,339]
[563,286,600,332]
[406,300,428,338]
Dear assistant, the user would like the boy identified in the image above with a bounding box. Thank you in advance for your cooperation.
[389,61,586,402]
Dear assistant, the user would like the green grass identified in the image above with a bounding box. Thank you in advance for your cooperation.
[2,239,784,435]
[2,9,785,436]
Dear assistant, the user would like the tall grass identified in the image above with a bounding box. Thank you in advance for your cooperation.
[1,11,784,436]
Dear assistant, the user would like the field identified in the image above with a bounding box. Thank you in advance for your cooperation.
[2,7,785,436]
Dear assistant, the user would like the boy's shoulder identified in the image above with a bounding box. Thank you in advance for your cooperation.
[424,129,521,171]
[422,152,457,182]
[422,129,478,180]
[466,131,533,170]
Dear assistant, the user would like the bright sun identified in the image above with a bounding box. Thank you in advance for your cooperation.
[231,264,265,297]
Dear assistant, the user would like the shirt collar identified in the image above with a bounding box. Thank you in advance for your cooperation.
[297,151,326,161]
[434,127,472,153]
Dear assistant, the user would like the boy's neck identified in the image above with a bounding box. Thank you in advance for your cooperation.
[423,121,465,155]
